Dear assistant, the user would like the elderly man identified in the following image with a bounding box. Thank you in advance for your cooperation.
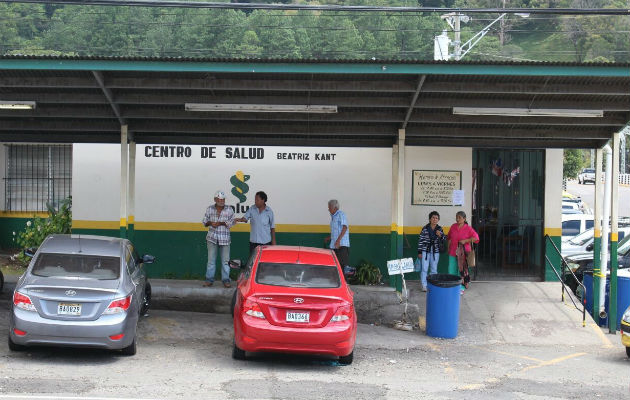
[202,190,235,288]
[236,191,276,256]
[325,199,354,276]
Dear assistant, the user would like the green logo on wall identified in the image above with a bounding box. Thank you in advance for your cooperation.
[230,170,250,203]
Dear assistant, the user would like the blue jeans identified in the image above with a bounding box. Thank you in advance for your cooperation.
[420,252,439,289]
[206,241,230,282]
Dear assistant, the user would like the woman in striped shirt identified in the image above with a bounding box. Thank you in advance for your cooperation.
[417,211,445,292]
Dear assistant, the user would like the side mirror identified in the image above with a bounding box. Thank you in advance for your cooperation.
[586,244,594,251]
[24,247,37,258]
[228,259,243,269]
[141,254,155,264]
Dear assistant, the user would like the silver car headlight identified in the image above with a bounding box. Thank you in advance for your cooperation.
[565,262,580,273]
[622,306,630,323]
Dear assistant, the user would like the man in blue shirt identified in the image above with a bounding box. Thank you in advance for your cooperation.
[325,199,354,276]
[236,191,276,256]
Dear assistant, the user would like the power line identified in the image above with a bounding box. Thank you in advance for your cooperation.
[1,0,629,15]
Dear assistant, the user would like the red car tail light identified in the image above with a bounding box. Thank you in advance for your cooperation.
[243,298,265,319]
[109,333,124,340]
[103,295,132,314]
[13,291,36,312]
[330,305,353,322]
[13,328,27,336]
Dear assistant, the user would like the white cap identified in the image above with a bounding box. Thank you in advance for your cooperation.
[214,190,226,199]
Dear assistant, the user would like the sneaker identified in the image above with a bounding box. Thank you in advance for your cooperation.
[223,280,231,288]
[202,281,214,287]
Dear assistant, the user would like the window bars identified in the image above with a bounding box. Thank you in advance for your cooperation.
[4,144,72,212]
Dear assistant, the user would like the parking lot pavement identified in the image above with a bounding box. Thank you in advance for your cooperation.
[1,295,628,400]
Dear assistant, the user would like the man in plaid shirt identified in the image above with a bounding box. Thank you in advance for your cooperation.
[202,190,236,288]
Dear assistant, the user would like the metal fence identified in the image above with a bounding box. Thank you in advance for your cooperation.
[4,144,72,212]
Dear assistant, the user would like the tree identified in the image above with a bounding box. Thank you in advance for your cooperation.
[563,149,584,179]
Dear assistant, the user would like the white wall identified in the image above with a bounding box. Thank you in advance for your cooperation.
[545,149,563,232]
[404,146,473,230]
[73,144,393,226]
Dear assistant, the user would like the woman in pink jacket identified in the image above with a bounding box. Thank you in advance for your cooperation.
[447,211,479,291]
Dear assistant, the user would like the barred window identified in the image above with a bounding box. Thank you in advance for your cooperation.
[5,145,72,212]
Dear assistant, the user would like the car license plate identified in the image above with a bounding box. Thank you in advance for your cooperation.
[58,303,81,316]
[286,311,309,323]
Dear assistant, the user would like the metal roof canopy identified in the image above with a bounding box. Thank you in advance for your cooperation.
[0,56,628,149]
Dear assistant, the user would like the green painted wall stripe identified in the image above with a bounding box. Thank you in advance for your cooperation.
[0,59,628,77]
[545,235,562,282]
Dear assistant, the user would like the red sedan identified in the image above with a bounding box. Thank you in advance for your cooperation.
[232,245,357,364]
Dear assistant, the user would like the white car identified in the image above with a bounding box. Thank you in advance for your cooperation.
[622,305,630,357]
[562,226,630,258]
[578,168,596,184]
[562,214,594,242]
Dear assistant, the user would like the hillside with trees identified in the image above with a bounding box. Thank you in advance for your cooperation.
[0,0,628,61]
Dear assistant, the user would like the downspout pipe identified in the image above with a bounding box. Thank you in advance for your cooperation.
[599,144,612,320]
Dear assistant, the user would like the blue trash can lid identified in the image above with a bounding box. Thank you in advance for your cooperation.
[427,273,461,288]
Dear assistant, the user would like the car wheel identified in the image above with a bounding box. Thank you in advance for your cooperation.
[140,282,152,316]
[232,342,246,360]
[230,289,237,318]
[8,336,26,352]
[627,347,630,358]
[121,337,137,356]
[338,351,354,365]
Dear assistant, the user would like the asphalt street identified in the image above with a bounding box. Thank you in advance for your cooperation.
[566,180,630,217]
[1,286,628,400]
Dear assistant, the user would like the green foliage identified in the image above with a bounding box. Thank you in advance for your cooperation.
[563,149,584,179]
[15,197,72,265]
[350,260,383,285]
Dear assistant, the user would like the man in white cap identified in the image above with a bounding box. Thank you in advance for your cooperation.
[202,190,236,288]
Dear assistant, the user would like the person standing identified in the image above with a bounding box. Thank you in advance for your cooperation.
[202,190,236,288]
[417,211,445,292]
[236,191,276,255]
[325,199,354,276]
[447,211,479,292]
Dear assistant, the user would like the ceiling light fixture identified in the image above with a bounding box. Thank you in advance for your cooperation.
[0,101,36,110]
[185,103,337,113]
[452,107,603,118]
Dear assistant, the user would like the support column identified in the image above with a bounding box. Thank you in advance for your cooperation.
[128,138,136,242]
[544,149,563,281]
[389,130,405,291]
[119,125,128,238]
[593,148,603,321]
[609,131,620,333]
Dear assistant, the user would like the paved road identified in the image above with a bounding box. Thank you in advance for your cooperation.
[1,287,628,399]
[566,180,630,217]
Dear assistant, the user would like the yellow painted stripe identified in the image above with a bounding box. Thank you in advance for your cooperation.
[611,232,618,241]
[403,226,451,235]
[594,228,601,238]
[0,211,48,218]
[74,220,391,234]
[73,220,119,230]
[119,218,127,228]
[128,215,135,224]
[588,323,614,348]
[544,228,562,236]
[519,352,587,373]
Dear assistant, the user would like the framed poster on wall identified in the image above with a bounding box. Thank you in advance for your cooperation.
[412,170,462,206]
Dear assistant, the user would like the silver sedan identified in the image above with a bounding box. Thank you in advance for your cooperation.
[9,234,154,355]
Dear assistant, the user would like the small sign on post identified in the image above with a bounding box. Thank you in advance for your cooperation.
[387,258,415,276]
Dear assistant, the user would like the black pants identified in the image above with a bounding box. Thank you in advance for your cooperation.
[334,246,350,267]
[249,241,272,256]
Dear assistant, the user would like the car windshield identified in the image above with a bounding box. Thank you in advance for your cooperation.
[32,253,121,280]
[255,262,341,288]
[618,235,630,255]
[569,229,594,245]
